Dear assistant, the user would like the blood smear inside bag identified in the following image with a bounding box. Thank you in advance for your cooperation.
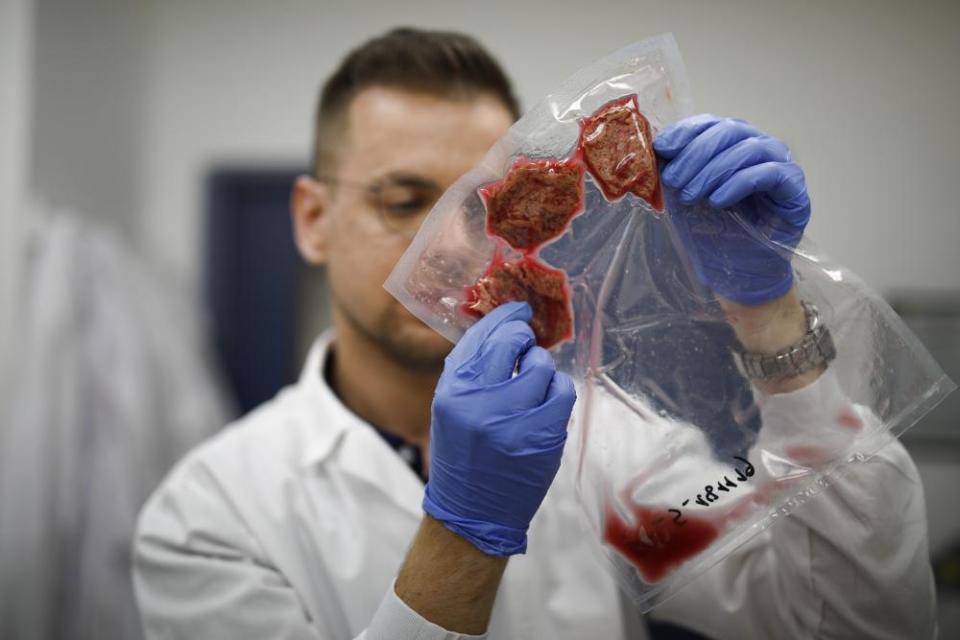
[603,503,719,584]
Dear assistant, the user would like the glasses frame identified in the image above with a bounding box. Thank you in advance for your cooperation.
[315,173,443,240]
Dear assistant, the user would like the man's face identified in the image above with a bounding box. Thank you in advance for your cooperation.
[294,87,514,370]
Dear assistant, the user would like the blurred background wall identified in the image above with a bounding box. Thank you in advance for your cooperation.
[28,0,960,294]
[5,0,959,636]
[0,0,33,373]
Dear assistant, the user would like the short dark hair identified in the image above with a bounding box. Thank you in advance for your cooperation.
[311,27,521,176]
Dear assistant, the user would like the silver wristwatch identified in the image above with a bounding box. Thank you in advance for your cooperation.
[732,301,836,381]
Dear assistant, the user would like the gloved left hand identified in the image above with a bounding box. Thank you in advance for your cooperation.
[654,115,812,305]
[423,301,577,556]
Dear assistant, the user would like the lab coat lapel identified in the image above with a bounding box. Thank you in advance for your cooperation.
[335,426,425,521]
[297,333,424,522]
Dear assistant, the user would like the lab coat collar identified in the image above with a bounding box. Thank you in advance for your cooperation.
[297,331,353,465]
[296,331,424,520]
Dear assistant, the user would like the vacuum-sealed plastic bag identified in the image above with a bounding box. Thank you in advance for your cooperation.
[384,33,955,611]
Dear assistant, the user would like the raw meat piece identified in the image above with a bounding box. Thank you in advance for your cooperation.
[464,255,573,349]
[480,157,585,252]
[578,94,663,210]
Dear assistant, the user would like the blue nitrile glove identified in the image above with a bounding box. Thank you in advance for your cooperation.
[654,115,811,305]
[423,301,576,556]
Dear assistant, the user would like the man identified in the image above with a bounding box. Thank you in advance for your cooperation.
[133,28,936,639]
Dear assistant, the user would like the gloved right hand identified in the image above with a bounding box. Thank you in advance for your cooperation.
[654,114,811,305]
[422,301,577,556]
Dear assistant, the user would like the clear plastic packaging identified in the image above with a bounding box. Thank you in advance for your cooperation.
[384,33,955,611]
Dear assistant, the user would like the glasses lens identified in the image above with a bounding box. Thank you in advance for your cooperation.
[374,183,440,237]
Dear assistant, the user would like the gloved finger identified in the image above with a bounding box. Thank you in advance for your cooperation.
[447,301,532,369]
[679,136,791,204]
[508,345,558,410]
[660,118,766,190]
[464,320,537,385]
[709,162,811,226]
[543,370,577,427]
[514,371,577,450]
[653,114,723,159]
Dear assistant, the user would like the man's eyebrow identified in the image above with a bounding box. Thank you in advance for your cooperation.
[375,172,443,191]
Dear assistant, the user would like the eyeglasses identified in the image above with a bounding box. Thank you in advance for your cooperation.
[316,174,444,240]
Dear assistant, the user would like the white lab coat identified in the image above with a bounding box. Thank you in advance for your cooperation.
[133,333,936,639]
[0,212,231,640]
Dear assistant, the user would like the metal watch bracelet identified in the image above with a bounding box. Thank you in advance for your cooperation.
[732,301,836,382]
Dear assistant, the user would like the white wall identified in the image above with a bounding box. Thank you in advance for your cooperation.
[0,0,34,375]
[125,0,960,294]
[27,0,959,292]
[30,0,150,239]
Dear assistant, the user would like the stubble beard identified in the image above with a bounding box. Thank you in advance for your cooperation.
[336,294,450,374]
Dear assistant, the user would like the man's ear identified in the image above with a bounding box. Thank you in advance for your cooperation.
[291,175,332,265]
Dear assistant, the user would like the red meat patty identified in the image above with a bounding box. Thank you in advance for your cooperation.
[578,94,663,210]
[480,157,585,252]
[464,256,573,349]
